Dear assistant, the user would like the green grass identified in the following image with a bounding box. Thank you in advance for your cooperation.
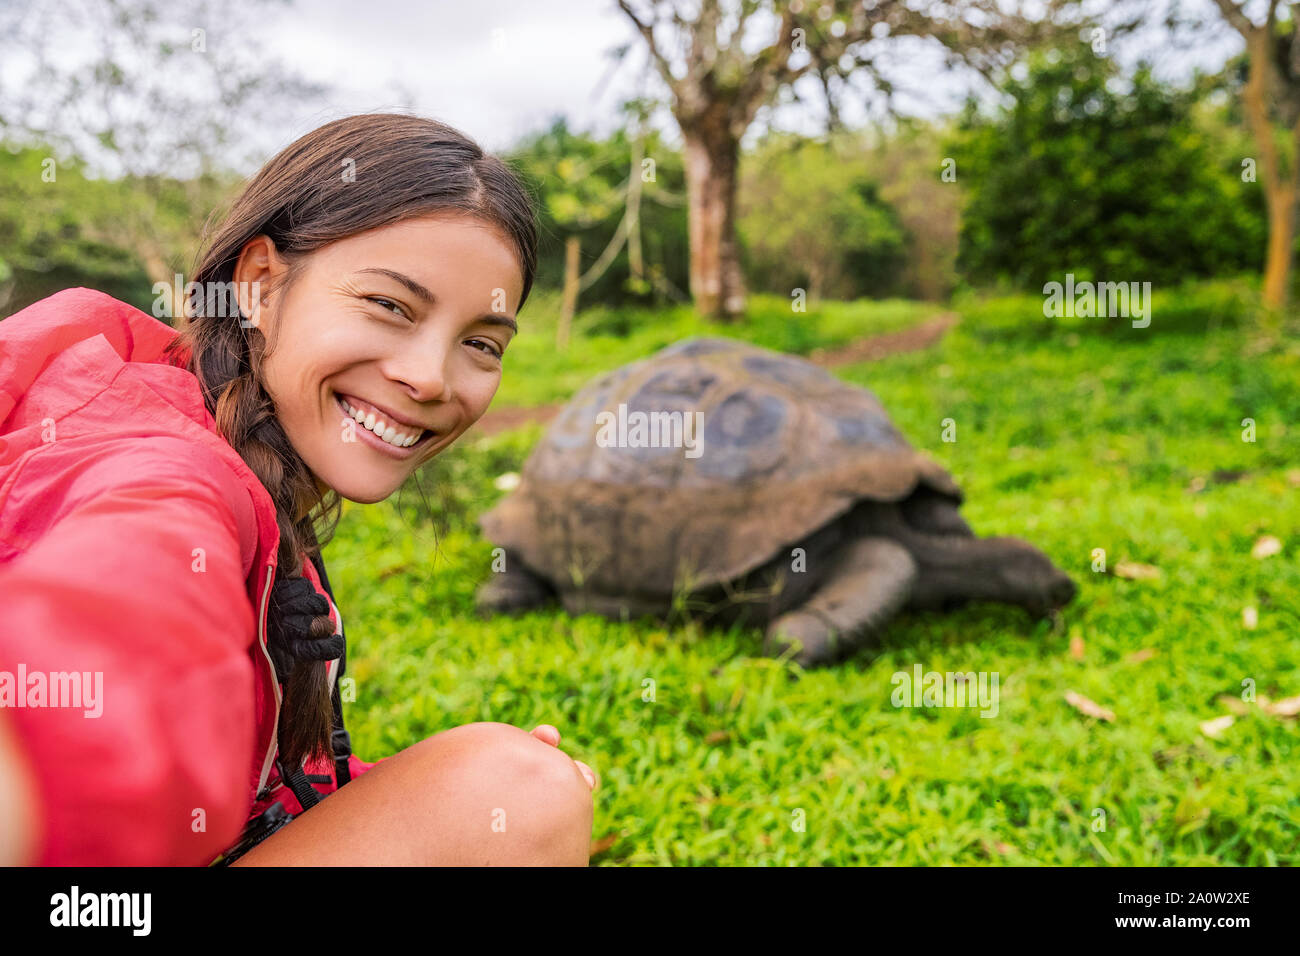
[491,288,934,407]
[323,281,1300,865]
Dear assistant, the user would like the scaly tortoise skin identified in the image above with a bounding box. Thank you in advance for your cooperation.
[477,337,1076,666]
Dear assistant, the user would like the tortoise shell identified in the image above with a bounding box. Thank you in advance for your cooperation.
[478,337,961,596]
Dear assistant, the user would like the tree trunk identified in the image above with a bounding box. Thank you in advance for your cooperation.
[807,260,825,306]
[1262,182,1297,311]
[682,125,746,321]
[1240,28,1298,312]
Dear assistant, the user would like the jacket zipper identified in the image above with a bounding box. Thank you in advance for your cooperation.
[253,558,281,797]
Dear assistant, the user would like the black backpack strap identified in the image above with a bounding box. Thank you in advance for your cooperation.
[278,756,322,810]
[309,548,354,788]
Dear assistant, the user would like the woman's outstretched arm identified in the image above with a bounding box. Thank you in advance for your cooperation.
[0,436,264,865]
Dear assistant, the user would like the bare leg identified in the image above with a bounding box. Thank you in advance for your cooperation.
[232,722,593,866]
[764,537,917,668]
[476,559,554,614]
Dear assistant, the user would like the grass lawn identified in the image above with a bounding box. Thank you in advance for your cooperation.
[322,282,1300,865]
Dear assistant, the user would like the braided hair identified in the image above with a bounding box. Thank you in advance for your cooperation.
[165,277,344,770]
[161,113,539,771]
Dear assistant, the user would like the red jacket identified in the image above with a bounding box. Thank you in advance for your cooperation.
[0,287,375,865]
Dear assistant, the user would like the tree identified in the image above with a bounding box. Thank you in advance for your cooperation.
[953,49,1263,291]
[615,0,1069,320]
[1209,0,1300,310]
[737,131,906,301]
[506,113,690,329]
[0,144,151,314]
[0,0,332,320]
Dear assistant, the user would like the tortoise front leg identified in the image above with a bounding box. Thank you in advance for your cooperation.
[763,537,917,668]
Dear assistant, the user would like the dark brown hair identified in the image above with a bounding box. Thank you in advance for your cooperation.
[163,113,538,771]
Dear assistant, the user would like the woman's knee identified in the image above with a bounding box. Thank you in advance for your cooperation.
[419,722,593,862]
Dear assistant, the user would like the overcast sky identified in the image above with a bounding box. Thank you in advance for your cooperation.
[252,0,964,158]
[2,0,1245,177]
[255,0,1243,156]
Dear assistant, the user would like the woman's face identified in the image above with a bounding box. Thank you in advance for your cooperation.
[232,212,523,506]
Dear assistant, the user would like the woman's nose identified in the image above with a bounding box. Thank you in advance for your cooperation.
[390,342,454,403]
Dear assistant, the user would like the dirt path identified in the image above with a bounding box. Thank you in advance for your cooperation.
[472,310,960,437]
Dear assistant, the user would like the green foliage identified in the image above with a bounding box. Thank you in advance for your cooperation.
[326,284,1300,865]
[0,142,150,314]
[493,290,931,408]
[738,132,907,300]
[504,117,690,307]
[863,121,964,301]
[952,50,1265,291]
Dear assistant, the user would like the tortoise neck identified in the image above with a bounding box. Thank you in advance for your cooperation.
[853,503,1030,607]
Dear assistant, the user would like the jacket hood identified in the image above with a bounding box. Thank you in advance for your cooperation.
[0,287,281,571]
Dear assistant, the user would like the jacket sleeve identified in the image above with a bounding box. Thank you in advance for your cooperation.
[0,436,261,865]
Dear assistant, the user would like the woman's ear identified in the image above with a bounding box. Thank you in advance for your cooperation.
[231,234,287,330]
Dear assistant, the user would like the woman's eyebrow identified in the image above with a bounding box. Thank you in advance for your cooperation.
[354,267,518,332]
[354,267,435,303]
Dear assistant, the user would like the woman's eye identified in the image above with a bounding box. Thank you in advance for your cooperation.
[367,296,408,319]
[467,338,503,359]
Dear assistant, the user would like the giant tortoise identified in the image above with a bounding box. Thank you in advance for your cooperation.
[476,336,1076,666]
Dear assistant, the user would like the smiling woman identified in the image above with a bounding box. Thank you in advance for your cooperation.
[227,213,524,506]
[0,113,597,867]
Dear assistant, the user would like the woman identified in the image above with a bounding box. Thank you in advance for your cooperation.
[0,113,597,866]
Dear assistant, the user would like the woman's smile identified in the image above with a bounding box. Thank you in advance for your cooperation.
[333,390,438,456]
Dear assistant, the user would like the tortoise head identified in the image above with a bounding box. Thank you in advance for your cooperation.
[988,537,1077,618]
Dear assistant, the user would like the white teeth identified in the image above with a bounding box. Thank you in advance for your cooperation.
[338,395,424,448]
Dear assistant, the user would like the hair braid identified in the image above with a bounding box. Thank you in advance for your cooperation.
[166,312,340,771]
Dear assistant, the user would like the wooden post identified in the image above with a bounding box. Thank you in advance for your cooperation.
[559,234,580,349]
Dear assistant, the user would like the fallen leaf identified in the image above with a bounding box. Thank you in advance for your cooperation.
[1069,635,1086,660]
[1288,469,1300,487]
[1217,695,1259,716]
[1187,476,1207,493]
[705,730,730,745]
[1199,715,1235,739]
[1243,606,1259,630]
[996,842,1014,856]
[1264,696,1300,718]
[1127,648,1157,663]
[1065,690,1116,722]
[1251,535,1282,560]
[1113,561,1161,580]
